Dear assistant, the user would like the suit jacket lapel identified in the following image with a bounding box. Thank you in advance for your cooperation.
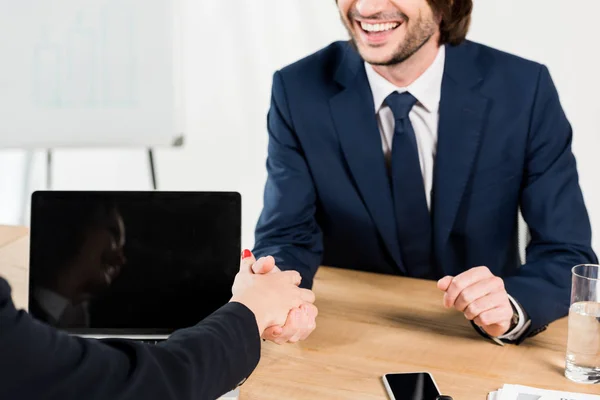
[433,43,490,264]
[329,44,404,270]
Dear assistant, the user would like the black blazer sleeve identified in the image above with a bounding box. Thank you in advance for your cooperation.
[0,278,261,400]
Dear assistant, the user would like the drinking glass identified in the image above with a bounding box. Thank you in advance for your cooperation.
[565,264,600,384]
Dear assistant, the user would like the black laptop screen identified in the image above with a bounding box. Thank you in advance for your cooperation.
[28,191,241,335]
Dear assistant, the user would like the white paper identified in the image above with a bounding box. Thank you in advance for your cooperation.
[217,388,239,400]
[489,384,600,400]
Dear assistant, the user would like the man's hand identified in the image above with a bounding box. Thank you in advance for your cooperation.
[230,252,315,336]
[437,266,513,337]
[244,250,318,344]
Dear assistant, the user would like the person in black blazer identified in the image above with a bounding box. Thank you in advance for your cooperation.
[0,251,315,400]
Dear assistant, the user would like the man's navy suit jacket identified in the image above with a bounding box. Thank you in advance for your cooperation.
[254,40,597,336]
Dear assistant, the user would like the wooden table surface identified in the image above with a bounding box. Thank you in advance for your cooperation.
[1,225,598,399]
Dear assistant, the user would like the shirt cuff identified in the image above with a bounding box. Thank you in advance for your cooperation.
[497,294,527,340]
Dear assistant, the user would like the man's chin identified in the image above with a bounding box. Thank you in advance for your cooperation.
[349,40,396,65]
[358,50,398,66]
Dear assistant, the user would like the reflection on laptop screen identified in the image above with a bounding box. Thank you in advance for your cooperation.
[28,191,241,335]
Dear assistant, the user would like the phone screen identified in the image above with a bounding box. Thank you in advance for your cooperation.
[384,373,441,400]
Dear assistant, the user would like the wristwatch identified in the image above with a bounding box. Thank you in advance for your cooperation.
[471,297,528,345]
[508,302,520,331]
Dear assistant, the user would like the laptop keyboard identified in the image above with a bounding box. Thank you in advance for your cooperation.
[138,339,166,345]
[99,339,166,345]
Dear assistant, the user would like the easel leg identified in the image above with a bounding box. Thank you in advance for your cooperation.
[148,148,157,190]
[20,151,35,225]
[46,149,52,189]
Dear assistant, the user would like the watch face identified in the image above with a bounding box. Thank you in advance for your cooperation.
[511,310,519,328]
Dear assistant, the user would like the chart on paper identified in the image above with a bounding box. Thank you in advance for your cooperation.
[0,0,184,148]
[33,0,136,109]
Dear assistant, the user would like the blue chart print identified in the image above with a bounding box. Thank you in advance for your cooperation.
[100,0,135,107]
[33,0,136,109]
[34,28,62,108]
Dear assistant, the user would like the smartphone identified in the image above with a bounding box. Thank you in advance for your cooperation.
[382,372,441,400]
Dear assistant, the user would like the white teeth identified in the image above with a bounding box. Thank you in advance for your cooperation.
[360,21,400,32]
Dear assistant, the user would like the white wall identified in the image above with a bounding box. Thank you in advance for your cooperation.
[1,0,599,253]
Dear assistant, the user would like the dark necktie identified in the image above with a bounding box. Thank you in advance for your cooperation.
[385,91,433,278]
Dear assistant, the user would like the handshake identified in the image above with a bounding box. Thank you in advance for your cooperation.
[231,250,518,343]
[230,250,318,344]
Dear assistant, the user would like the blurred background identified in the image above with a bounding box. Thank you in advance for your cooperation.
[1,0,599,253]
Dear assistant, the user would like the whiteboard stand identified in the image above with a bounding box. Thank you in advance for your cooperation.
[147,148,158,190]
[3,0,185,223]
[42,147,160,191]
[18,147,161,225]
[46,150,53,189]
[19,151,35,225]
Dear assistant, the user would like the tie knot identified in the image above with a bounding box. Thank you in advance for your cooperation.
[385,91,417,121]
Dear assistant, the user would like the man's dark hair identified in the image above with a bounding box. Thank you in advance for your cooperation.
[427,0,473,45]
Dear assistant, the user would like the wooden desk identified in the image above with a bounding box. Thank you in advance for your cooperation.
[1,225,598,399]
[0,225,29,310]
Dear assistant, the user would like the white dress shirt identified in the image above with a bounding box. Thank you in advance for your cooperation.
[34,287,90,327]
[34,287,70,323]
[364,46,526,341]
[365,45,444,210]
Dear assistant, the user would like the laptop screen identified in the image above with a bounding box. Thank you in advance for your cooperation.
[28,191,241,335]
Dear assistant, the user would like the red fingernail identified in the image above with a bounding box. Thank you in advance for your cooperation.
[241,249,252,259]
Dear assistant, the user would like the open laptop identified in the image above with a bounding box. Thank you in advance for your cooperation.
[28,190,241,341]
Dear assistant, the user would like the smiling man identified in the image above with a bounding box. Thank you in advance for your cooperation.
[253,0,597,345]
